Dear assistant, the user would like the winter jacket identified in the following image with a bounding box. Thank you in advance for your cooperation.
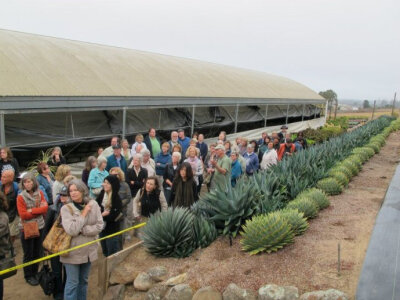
[231,160,242,187]
[163,163,179,189]
[96,188,122,236]
[60,199,103,264]
[155,152,172,176]
[196,142,208,162]
[106,154,127,174]
[37,174,54,204]
[260,149,278,170]
[178,136,191,154]
[277,143,296,161]
[132,189,168,218]
[126,167,148,197]
[87,167,109,197]
[0,210,11,257]
[243,152,259,175]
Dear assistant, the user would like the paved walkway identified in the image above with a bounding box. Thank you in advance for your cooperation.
[357,164,400,300]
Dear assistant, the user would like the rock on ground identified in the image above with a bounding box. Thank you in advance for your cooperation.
[299,289,349,300]
[193,286,222,300]
[145,285,170,300]
[109,264,140,285]
[165,273,188,286]
[134,272,154,291]
[147,266,168,282]
[222,283,257,300]
[103,284,125,300]
[164,283,193,300]
[258,284,299,300]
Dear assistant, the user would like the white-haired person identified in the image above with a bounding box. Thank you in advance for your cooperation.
[140,149,155,177]
[163,151,181,205]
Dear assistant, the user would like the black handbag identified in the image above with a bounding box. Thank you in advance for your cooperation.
[0,240,17,280]
[37,260,56,296]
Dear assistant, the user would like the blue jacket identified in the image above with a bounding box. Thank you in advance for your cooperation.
[178,136,191,154]
[88,167,109,197]
[155,152,172,176]
[106,154,127,174]
[37,174,54,204]
[231,160,242,187]
[243,152,259,175]
[196,142,208,162]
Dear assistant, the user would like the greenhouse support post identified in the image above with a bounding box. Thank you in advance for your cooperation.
[191,105,196,137]
[301,104,305,122]
[392,92,397,116]
[122,107,127,139]
[234,104,239,133]
[285,104,289,125]
[0,113,5,147]
[264,105,268,127]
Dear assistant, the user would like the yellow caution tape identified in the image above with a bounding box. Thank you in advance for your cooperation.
[0,221,146,276]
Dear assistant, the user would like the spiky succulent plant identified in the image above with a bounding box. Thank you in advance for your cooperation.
[199,179,257,237]
[240,213,295,255]
[278,209,309,236]
[141,207,195,258]
[327,171,349,188]
[316,177,343,195]
[297,188,330,210]
[286,197,318,219]
[193,215,218,249]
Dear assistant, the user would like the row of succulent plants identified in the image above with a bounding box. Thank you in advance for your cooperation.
[141,116,399,258]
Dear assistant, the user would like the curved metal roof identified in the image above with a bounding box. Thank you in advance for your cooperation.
[0,29,323,101]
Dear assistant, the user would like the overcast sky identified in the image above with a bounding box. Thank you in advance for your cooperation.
[1,0,399,100]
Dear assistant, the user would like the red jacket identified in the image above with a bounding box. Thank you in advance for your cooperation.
[278,143,296,161]
[17,190,48,221]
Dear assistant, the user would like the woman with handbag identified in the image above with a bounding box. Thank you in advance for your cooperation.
[96,175,123,256]
[87,156,108,198]
[61,179,103,300]
[43,186,70,300]
[17,172,48,286]
[0,191,14,300]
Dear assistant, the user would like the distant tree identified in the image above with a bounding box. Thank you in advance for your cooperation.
[363,100,371,109]
[319,89,338,119]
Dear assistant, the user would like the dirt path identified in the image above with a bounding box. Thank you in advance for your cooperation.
[4,131,400,299]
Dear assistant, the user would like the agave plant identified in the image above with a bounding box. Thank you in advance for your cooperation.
[278,209,309,236]
[193,216,218,249]
[316,178,343,195]
[141,207,195,258]
[199,179,257,237]
[286,197,318,219]
[296,188,330,210]
[240,213,295,255]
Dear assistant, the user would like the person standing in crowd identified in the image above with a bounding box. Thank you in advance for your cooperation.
[239,138,248,156]
[278,138,296,161]
[224,141,232,157]
[109,167,132,243]
[184,146,203,195]
[243,144,259,176]
[96,147,104,158]
[81,156,97,186]
[177,129,190,155]
[36,162,54,205]
[230,152,242,187]
[196,133,208,162]
[52,164,71,202]
[17,172,48,286]
[121,139,132,163]
[210,145,231,191]
[294,137,304,152]
[61,179,103,300]
[144,128,161,159]
[99,136,119,159]
[257,132,268,146]
[96,175,122,257]
[260,141,278,170]
[163,151,181,205]
[171,144,183,160]
[0,191,12,300]
[171,162,198,208]
[88,157,109,198]
[47,147,67,170]
[0,147,19,180]
[132,176,167,221]
[106,144,127,175]
[0,170,19,246]
[130,134,148,157]
[155,143,172,188]
[295,131,308,149]
[204,143,217,192]
[168,131,179,154]
[258,136,271,161]
[186,139,200,158]
[278,125,288,143]
[44,186,69,300]
[140,149,156,177]
[126,154,148,198]
[273,137,281,151]
[217,131,227,143]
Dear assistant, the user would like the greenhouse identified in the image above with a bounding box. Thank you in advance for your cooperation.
[0,29,326,149]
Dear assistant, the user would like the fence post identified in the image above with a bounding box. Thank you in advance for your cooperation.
[392,92,397,116]
[98,255,108,299]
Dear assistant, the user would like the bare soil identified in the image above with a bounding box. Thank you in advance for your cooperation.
[4,131,400,299]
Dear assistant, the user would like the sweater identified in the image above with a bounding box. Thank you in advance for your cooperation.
[243,152,259,175]
[155,152,172,176]
[178,136,191,154]
[231,160,242,187]
[132,189,168,218]
[260,149,278,170]
[87,167,109,197]
[144,135,161,158]
[106,154,127,174]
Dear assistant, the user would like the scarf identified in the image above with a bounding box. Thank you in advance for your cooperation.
[72,201,85,211]
[173,178,195,208]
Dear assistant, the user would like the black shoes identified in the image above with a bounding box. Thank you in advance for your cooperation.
[26,276,39,286]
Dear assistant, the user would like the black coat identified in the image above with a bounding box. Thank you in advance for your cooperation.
[126,167,148,197]
[163,163,179,189]
[47,156,67,168]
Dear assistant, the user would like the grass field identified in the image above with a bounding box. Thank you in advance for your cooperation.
[334,109,399,120]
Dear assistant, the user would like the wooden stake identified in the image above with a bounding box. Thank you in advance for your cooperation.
[337,243,341,276]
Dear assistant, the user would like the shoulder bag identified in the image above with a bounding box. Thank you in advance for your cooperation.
[22,195,41,239]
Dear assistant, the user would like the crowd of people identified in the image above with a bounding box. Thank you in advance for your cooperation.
[0,124,307,300]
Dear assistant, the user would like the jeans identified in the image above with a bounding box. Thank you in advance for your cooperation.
[64,262,91,300]
[100,232,122,257]
[20,228,44,279]
[50,256,66,299]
